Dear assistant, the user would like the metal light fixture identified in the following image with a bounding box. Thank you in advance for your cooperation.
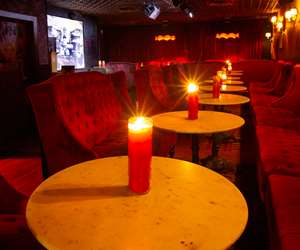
[144,2,160,20]
[180,3,194,18]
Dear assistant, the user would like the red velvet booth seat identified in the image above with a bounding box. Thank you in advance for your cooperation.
[266,175,300,250]
[249,61,283,92]
[234,60,278,83]
[27,71,133,177]
[256,124,300,198]
[249,61,293,107]
[252,65,300,127]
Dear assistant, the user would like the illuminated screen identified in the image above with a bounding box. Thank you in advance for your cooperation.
[47,15,85,70]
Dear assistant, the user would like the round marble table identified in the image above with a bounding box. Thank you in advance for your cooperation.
[228,72,243,76]
[199,93,250,106]
[200,85,247,92]
[198,94,250,169]
[226,76,241,80]
[152,111,245,163]
[26,156,248,250]
[203,79,244,85]
[224,80,244,85]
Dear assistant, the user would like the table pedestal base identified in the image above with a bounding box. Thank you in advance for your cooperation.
[191,134,199,164]
[201,155,231,172]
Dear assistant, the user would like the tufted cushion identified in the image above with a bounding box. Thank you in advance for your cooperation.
[53,72,123,149]
[93,120,128,157]
[267,175,300,250]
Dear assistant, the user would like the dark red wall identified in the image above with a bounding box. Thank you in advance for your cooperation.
[0,0,49,80]
[103,19,266,63]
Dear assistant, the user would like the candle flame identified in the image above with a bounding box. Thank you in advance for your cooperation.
[187,82,199,93]
[221,84,227,90]
[128,116,153,131]
[217,71,227,80]
[225,60,231,65]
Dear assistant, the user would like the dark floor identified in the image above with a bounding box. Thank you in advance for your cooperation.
[0,104,269,250]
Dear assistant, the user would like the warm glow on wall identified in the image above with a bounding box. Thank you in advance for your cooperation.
[154,35,176,41]
[216,33,240,39]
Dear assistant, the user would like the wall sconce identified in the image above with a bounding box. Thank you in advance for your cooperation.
[285,8,298,22]
[265,32,272,39]
[271,15,277,25]
[154,35,176,41]
[276,21,283,31]
[215,33,240,39]
[275,16,284,32]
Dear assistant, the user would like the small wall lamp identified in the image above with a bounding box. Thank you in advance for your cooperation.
[271,15,277,25]
[265,32,272,39]
[285,8,298,22]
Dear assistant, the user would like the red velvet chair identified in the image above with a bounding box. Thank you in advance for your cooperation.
[134,68,177,156]
[27,71,132,177]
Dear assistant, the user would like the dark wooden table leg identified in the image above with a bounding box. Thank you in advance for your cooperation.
[191,134,199,164]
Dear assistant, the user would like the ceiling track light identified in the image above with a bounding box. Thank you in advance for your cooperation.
[180,2,194,18]
[144,2,160,20]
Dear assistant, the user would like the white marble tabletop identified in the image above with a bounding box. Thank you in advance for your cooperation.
[152,110,245,134]
[26,156,248,250]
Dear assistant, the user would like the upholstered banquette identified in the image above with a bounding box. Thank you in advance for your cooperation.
[248,62,300,250]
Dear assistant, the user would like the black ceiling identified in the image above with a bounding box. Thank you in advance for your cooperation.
[47,0,279,25]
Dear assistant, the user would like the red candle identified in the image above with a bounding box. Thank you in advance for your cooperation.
[128,117,153,194]
[187,83,199,120]
[213,82,221,98]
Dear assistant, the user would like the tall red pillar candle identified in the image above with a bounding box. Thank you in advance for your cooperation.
[213,82,221,98]
[187,83,199,120]
[128,117,153,194]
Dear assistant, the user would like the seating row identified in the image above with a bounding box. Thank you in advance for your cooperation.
[249,61,300,250]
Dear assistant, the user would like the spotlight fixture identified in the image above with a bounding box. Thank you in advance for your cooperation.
[144,2,160,20]
[180,3,194,18]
